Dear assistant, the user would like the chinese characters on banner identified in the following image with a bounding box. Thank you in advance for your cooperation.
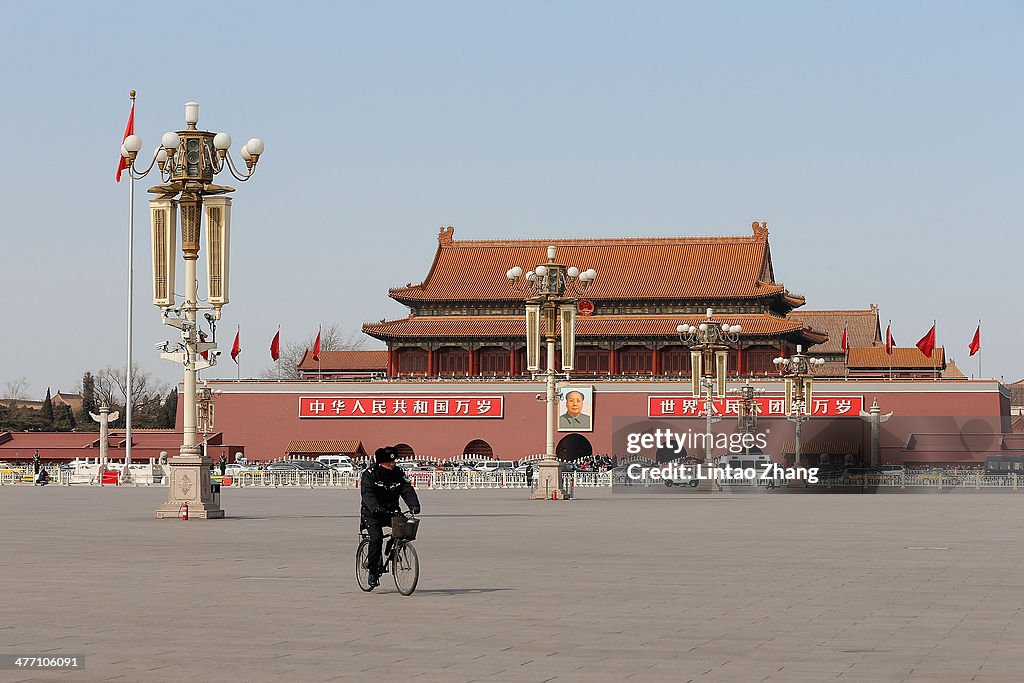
[647,395,864,418]
[299,396,504,418]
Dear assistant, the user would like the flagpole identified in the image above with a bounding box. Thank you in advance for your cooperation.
[237,325,241,382]
[888,320,892,382]
[933,319,937,381]
[318,324,322,382]
[124,89,136,485]
[978,319,982,379]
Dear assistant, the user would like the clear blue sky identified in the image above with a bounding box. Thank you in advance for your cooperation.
[1,1,1021,398]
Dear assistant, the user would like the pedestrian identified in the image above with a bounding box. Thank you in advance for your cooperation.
[33,450,40,474]
[219,454,227,476]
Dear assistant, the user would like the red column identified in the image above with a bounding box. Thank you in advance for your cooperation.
[468,347,476,376]
[651,346,659,376]
[427,346,435,377]
[387,348,394,377]
[608,346,617,376]
[509,347,516,375]
[737,345,745,376]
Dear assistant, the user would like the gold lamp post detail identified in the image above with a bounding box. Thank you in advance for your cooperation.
[507,248,596,500]
[677,309,742,491]
[120,101,264,519]
[773,345,825,483]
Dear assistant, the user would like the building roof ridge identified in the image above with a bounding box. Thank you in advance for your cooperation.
[795,308,878,315]
[446,234,766,247]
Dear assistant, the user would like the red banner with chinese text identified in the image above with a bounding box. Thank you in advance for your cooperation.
[648,395,864,418]
[299,396,504,418]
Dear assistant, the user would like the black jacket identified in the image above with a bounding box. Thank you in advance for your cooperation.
[360,465,420,517]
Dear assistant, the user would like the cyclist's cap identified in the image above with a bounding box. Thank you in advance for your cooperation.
[375,447,397,464]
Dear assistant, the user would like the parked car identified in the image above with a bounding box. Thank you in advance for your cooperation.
[317,455,355,473]
[664,464,700,488]
[266,460,329,472]
[875,465,906,478]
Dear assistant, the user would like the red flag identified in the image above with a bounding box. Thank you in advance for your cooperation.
[270,330,280,361]
[885,324,895,355]
[116,102,135,182]
[969,325,981,357]
[840,325,848,353]
[916,323,936,358]
[230,330,241,363]
[312,328,321,362]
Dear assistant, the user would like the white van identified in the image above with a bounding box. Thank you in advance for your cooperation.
[316,455,355,473]
[472,460,516,473]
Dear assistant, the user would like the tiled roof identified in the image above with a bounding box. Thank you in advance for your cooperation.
[297,350,387,371]
[810,360,850,378]
[791,307,881,354]
[847,346,945,369]
[391,223,804,304]
[1009,381,1024,407]
[364,314,826,341]
[284,440,366,455]
[942,359,966,379]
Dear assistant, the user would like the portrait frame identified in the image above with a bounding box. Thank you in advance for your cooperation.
[557,385,594,433]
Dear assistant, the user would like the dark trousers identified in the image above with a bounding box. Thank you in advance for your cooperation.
[363,512,393,574]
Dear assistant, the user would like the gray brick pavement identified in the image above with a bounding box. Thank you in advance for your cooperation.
[1,487,1023,682]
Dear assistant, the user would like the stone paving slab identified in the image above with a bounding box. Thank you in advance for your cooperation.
[2,487,1024,682]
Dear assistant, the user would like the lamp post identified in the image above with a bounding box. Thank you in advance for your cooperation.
[197,384,223,460]
[120,101,264,519]
[507,247,596,500]
[773,345,825,481]
[677,309,742,491]
[731,380,765,435]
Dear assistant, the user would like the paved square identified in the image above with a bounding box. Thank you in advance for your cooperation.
[2,486,1023,682]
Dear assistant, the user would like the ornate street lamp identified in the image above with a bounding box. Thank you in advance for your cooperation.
[120,101,264,519]
[507,247,596,500]
[730,380,765,435]
[676,308,742,491]
[773,345,825,478]
[197,384,223,460]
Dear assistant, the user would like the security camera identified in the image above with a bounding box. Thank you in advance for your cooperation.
[155,341,169,351]
[535,393,545,401]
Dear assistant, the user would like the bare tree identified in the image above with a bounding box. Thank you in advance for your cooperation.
[93,363,169,427]
[2,376,31,400]
[259,323,367,380]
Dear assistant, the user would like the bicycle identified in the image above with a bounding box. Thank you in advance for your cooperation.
[356,510,420,595]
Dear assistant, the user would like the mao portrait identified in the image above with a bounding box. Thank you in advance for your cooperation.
[558,386,593,432]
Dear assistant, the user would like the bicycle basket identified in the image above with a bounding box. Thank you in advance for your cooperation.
[391,515,419,540]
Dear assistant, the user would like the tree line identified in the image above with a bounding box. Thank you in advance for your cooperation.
[1,367,177,432]
[0,324,365,432]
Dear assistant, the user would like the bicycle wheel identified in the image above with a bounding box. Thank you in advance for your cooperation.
[392,541,419,596]
[355,539,374,592]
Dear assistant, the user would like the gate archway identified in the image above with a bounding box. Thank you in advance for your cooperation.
[393,443,415,458]
[463,439,494,460]
[556,433,593,462]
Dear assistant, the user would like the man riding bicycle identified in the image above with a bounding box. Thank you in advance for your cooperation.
[360,446,421,588]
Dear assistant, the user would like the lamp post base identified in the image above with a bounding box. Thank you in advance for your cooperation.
[531,459,565,500]
[696,477,719,492]
[155,454,224,519]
